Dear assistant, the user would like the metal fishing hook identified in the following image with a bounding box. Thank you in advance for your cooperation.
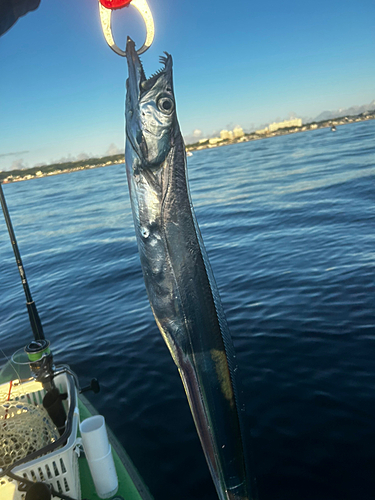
[99,0,155,56]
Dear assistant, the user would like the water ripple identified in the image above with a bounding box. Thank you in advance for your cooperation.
[0,120,374,500]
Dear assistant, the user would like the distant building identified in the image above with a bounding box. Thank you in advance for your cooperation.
[268,118,302,132]
[255,128,268,135]
[220,130,234,140]
[233,126,244,138]
[199,138,208,143]
[209,137,222,145]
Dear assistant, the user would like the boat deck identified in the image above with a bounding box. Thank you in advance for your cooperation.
[78,394,153,500]
[0,362,153,500]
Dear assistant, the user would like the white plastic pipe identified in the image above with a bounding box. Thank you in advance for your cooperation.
[80,415,109,460]
[80,416,118,498]
[86,445,118,498]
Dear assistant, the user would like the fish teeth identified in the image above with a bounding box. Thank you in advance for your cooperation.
[141,69,163,91]
[140,52,171,92]
[138,56,147,82]
[150,68,164,79]
[159,52,171,67]
[159,55,168,66]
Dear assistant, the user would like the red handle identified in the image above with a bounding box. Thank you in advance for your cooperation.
[99,0,132,9]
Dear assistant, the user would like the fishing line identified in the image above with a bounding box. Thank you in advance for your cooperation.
[0,347,22,381]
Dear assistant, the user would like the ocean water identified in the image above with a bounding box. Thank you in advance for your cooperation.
[1,120,374,500]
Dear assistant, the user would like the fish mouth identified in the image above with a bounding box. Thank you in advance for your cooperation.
[126,37,172,99]
[126,38,173,162]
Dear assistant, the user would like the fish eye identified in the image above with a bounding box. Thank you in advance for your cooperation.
[157,96,174,114]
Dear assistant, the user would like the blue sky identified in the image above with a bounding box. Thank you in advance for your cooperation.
[0,0,374,170]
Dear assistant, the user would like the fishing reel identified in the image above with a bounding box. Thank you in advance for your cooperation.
[25,339,54,391]
[25,339,67,434]
[24,339,100,434]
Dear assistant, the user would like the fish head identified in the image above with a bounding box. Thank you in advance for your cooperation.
[126,37,177,166]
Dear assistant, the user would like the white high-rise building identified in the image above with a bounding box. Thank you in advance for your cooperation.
[233,126,244,138]
[268,118,302,132]
[220,130,234,140]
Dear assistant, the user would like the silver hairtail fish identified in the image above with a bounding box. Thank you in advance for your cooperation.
[124,37,252,500]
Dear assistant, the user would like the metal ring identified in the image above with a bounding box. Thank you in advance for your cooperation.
[99,0,155,57]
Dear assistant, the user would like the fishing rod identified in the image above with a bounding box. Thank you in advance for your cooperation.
[0,182,99,434]
[0,183,45,341]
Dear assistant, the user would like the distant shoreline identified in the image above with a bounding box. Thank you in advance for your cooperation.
[1,112,374,184]
[0,155,125,184]
[185,112,375,153]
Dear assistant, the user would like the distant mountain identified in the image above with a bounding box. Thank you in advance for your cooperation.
[314,100,375,122]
